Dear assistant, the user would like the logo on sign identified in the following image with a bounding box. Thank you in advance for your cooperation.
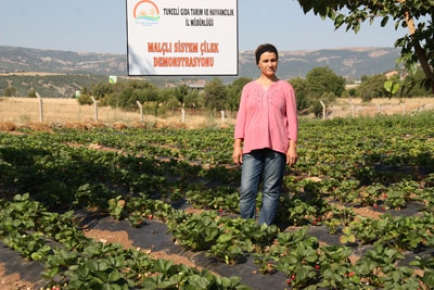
[133,0,160,26]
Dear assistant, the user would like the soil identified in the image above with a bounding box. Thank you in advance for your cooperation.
[0,270,35,290]
[82,229,206,272]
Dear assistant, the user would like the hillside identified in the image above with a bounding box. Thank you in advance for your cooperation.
[0,46,401,80]
[0,46,127,76]
[0,46,402,98]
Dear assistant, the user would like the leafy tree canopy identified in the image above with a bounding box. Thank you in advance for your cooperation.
[306,67,346,98]
[226,77,252,111]
[357,74,388,101]
[297,0,434,93]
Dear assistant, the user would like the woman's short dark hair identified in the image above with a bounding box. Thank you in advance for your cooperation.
[255,43,278,65]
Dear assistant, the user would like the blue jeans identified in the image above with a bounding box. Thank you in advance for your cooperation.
[240,149,286,225]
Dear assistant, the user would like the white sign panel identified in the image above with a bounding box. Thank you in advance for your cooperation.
[126,0,238,76]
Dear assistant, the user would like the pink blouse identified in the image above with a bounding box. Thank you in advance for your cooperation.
[234,80,298,154]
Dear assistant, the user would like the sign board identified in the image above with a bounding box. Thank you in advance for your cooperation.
[109,76,117,83]
[126,0,238,76]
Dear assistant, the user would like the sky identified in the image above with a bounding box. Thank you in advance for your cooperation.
[0,0,409,54]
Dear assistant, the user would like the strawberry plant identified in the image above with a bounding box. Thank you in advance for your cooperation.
[332,179,360,203]
[317,245,360,289]
[168,211,219,251]
[354,242,405,288]
[285,197,321,226]
[276,242,319,289]
[107,195,126,220]
[350,216,384,244]
[385,179,419,209]
[323,205,356,235]
[323,217,342,235]
[382,266,423,290]
[409,256,434,289]
[379,213,434,251]
[207,232,245,265]
[185,187,240,213]
[359,182,386,206]
[339,226,356,244]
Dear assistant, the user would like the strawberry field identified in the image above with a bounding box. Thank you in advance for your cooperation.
[1,112,434,290]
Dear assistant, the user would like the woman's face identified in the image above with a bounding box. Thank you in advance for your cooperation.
[258,51,278,77]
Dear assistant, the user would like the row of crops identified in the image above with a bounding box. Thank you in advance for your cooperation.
[0,111,434,289]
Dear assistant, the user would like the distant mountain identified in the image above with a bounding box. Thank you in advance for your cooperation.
[0,46,401,80]
[0,46,127,76]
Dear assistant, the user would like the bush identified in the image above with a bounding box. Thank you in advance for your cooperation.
[77,93,92,105]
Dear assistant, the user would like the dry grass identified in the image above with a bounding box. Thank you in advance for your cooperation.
[0,97,234,130]
[1,97,433,132]
[330,97,434,118]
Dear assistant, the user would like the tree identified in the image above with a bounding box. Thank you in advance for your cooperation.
[184,89,202,109]
[305,67,346,116]
[158,88,175,105]
[297,0,434,93]
[204,78,227,111]
[4,86,16,97]
[28,89,37,98]
[90,82,114,102]
[306,67,346,98]
[227,77,251,112]
[77,93,92,105]
[174,84,189,106]
[401,68,433,97]
[357,74,388,101]
[288,77,309,113]
[166,97,180,111]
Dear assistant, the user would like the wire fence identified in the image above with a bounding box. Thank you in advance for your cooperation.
[1,97,434,126]
[329,98,434,119]
[0,97,235,127]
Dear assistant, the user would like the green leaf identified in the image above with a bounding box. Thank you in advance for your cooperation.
[354,23,360,33]
[217,233,233,243]
[339,235,349,244]
[154,258,173,274]
[76,265,89,279]
[188,275,210,289]
[108,269,123,282]
[384,80,400,94]
[380,16,389,27]
[30,252,43,261]
[41,267,59,279]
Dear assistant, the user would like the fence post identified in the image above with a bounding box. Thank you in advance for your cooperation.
[181,109,186,123]
[220,110,225,122]
[319,100,326,120]
[91,96,98,122]
[136,101,143,122]
[35,92,44,122]
[377,103,381,113]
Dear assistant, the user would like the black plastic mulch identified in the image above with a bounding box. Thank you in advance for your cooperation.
[0,242,47,289]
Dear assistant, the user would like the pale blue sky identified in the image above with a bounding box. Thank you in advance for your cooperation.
[0,0,409,54]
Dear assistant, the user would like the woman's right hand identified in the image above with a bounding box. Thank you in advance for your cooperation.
[232,140,243,165]
[232,147,243,165]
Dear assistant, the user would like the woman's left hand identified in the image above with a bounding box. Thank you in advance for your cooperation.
[286,141,297,166]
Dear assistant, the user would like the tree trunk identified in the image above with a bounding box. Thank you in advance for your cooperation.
[404,10,434,94]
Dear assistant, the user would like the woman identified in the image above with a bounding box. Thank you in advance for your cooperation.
[232,43,298,226]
